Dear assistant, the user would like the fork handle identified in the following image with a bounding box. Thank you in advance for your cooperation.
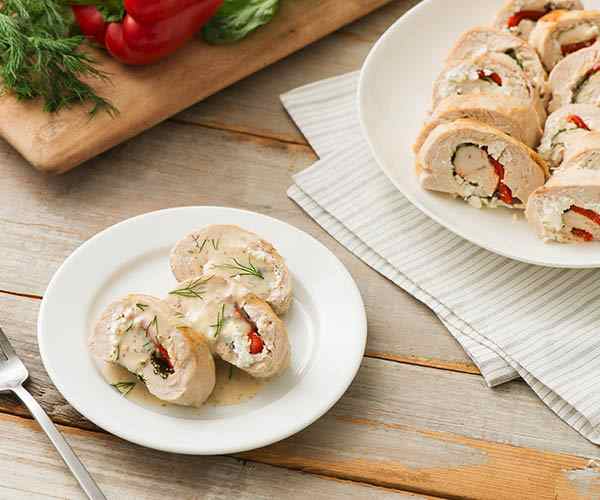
[13,385,107,500]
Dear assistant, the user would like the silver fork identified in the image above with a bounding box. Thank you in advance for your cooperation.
[0,326,106,500]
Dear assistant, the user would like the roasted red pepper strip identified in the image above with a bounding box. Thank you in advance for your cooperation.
[562,38,598,56]
[572,227,594,241]
[72,0,223,65]
[248,331,264,355]
[507,10,546,28]
[485,149,514,205]
[477,70,503,86]
[567,115,591,130]
[156,344,174,370]
[570,205,600,226]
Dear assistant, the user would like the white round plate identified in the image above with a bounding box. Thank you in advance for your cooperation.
[358,0,600,268]
[38,207,366,455]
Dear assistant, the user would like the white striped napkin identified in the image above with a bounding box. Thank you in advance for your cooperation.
[283,72,600,444]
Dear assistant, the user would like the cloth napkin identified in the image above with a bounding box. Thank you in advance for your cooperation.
[283,72,600,445]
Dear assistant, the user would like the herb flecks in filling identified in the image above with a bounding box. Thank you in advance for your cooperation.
[505,49,525,70]
[572,64,600,103]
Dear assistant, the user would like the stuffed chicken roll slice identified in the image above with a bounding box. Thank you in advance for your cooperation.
[166,276,290,379]
[530,10,600,72]
[548,43,600,112]
[414,94,543,154]
[494,0,583,40]
[447,27,549,104]
[527,136,600,242]
[90,295,216,407]
[432,52,546,126]
[538,104,600,171]
[417,119,549,209]
[170,225,292,315]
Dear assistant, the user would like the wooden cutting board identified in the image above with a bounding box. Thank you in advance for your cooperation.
[0,0,393,174]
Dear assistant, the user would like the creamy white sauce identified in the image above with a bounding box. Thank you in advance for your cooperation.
[169,278,270,370]
[100,358,263,410]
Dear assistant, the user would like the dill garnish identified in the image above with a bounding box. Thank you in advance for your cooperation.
[210,304,226,337]
[192,234,207,253]
[169,276,212,299]
[136,303,148,311]
[0,0,115,115]
[191,235,219,252]
[111,381,135,396]
[217,258,264,279]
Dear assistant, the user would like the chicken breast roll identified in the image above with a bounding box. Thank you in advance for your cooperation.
[417,119,549,209]
[527,134,600,242]
[91,295,216,407]
[494,0,583,40]
[447,27,549,104]
[548,42,600,112]
[432,52,546,126]
[414,94,543,154]
[165,276,290,378]
[538,104,600,171]
[530,10,600,72]
[170,225,292,315]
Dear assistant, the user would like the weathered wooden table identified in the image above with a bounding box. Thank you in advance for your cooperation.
[1,2,599,498]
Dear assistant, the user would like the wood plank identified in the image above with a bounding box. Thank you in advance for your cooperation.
[174,0,423,143]
[0,413,432,500]
[0,121,475,374]
[0,0,394,173]
[2,292,600,499]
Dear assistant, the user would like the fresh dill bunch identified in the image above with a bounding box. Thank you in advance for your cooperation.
[0,0,116,115]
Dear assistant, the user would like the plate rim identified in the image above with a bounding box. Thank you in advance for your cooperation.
[357,0,600,269]
[37,206,367,455]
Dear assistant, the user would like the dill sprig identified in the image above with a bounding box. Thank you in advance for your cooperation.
[210,304,226,337]
[217,257,264,279]
[169,276,212,299]
[191,235,220,253]
[136,303,148,311]
[111,381,135,396]
[0,0,115,115]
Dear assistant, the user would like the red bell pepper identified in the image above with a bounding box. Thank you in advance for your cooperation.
[72,0,223,65]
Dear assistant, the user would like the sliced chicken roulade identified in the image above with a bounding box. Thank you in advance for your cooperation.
[530,10,600,72]
[432,52,546,126]
[493,0,583,40]
[414,94,543,154]
[91,295,216,407]
[417,119,549,209]
[165,276,290,378]
[527,135,600,242]
[447,27,549,104]
[548,43,600,112]
[170,225,292,315]
[538,104,600,171]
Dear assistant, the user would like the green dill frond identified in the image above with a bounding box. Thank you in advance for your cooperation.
[0,0,115,115]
